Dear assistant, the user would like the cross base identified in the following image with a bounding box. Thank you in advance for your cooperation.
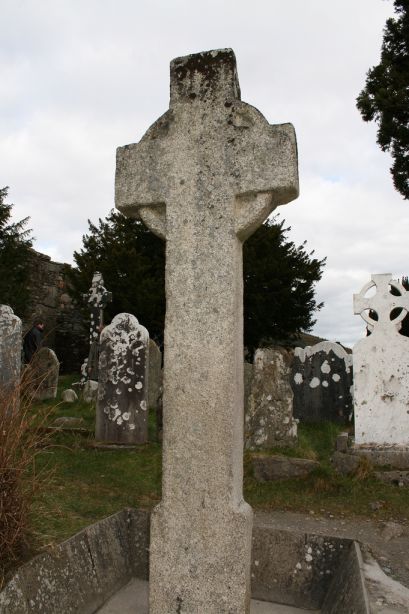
[149,502,253,613]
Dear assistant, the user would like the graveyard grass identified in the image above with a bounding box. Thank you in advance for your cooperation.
[28,375,409,555]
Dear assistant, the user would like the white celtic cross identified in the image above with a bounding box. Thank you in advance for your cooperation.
[353,273,409,332]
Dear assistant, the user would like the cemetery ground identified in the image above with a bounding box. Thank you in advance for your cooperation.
[16,373,409,590]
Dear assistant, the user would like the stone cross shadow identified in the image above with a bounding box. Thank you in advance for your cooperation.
[116,48,299,613]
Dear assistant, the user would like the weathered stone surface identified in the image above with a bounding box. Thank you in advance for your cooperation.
[53,416,84,428]
[95,313,149,445]
[0,305,22,397]
[331,451,361,476]
[116,47,298,613]
[321,542,370,614]
[0,508,371,614]
[148,338,162,410]
[0,509,150,614]
[61,388,78,402]
[83,379,98,403]
[353,274,409,445]
[252,455,319,481]
[252,526,354,610]
[81,272,112,382]
[292,341,353,424]
[351,445,409,469]
[245,347,298,450]
[335,432,349,452]
[374,471,409,487]
[30,347,59,400]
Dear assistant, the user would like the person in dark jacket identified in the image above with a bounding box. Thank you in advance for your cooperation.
[23,319,44,363]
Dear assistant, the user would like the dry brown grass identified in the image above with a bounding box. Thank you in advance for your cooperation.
[0,374,53,589]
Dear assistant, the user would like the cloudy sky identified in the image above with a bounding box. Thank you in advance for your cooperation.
[1,0,407,347]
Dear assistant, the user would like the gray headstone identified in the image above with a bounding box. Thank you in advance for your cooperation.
[61,389,78,403]
[0,305,22,398]
[148,339,162,411]
[95,313,149,445]
[31,347,60,401]
[245,347,298,450]
[291,341,353,423]
[116,48,298,613]
[83,379,98,404]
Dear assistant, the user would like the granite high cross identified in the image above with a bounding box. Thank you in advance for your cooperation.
[116,49,298,613]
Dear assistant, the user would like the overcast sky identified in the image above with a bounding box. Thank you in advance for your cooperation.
[1,0,407,347]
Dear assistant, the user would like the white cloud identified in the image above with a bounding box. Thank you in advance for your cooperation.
[1,0,406,348]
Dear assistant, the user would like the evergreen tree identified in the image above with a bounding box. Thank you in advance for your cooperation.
[243,218,325,353]
[68,211,325,351]
[67,211,166,344]
[357,1,409,199]
[0,187,32,318]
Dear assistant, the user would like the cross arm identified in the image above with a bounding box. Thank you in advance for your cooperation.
[230,103,299,241]
[115,111,174,240]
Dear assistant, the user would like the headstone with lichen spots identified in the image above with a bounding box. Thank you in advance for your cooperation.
[0,305,22,400]
[245,346,297,450]
[291,341,353,424]
[95,313,149,444]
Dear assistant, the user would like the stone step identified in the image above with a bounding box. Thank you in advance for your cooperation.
[97,578,320,614]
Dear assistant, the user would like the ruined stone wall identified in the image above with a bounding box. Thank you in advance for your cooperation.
[23,249,87,373]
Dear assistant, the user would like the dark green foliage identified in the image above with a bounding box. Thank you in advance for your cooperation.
[68,211,325,351]
[0,187,32,318]
[357,1,409,199]
[67,210,166,345]
[243,217,325,353]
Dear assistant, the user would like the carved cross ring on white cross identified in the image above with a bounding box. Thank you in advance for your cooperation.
[353,273,409,330]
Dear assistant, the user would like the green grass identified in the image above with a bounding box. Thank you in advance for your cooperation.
[28,375,409,553]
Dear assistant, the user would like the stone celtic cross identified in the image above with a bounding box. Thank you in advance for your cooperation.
[82,272,112,381]
[353,273,409,332]
[116,48,298,613]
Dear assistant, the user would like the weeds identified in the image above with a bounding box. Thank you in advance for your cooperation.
[0,374,53,588]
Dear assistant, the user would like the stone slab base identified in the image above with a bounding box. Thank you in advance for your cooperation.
[351,445,409,469]
[90,442,144,450]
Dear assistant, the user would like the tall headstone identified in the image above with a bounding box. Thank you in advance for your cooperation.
[353,274,409,445]
[245,347,298,449]
[0,305,22,398]
[31,347,60,401]
[95,313,149,444]
[291,341,353,423]
[116,48,298,612]
[81,272,112,381]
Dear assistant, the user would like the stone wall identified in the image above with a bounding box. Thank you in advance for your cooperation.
[23,249,87,373]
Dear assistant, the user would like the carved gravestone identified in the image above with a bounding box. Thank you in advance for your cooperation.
[0,305,22,398]
[81,272,112,382]
[31,347,60,401]
[245,347,298,449]
[353,274,409,445]
[291,341,353,423]
[116,48,298,612]
[95,313,149,445]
